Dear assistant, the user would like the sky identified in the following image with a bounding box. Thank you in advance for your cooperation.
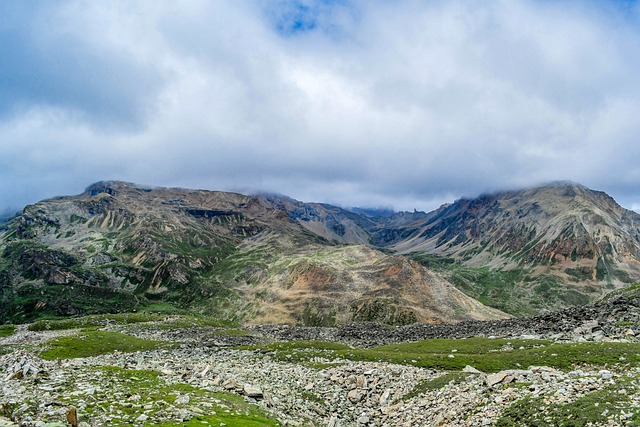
[2,0,640,214]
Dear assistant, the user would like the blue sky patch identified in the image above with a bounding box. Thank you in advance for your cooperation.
[266,0,354,37]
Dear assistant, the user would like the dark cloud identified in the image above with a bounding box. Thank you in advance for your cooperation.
[0,1,163,130]
[2,0,640,213]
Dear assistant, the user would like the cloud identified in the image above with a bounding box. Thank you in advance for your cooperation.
[0,1,164,130]
[2,0,640,212]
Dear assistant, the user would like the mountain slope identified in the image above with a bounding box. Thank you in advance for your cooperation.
[273,181,640,315]
[0,181,507,325]
[384,182,640,314]
[4,180,640,323]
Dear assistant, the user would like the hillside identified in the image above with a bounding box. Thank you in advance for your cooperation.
[380,182,640,315]
[267,182,640,316]
[3,180,640,323]
[0,181,506,325]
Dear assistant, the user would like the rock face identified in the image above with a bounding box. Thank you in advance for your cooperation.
[0,181,507,325]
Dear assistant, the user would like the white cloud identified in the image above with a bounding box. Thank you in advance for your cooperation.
[2,0,640,212]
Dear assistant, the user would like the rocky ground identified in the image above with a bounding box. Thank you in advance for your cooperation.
[1,293,640,427]
[1,337,639,427]
[1,344,429,427]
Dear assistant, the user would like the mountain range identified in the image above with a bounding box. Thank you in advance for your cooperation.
[1,180,639,325]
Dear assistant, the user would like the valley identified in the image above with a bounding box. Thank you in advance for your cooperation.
[3,180,640,425]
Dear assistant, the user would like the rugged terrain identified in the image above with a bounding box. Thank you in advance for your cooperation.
[387,182,640,315]
[2,180,640,324]
[1,287,640,426]
[0,181,505,326]
[264,181,640,316]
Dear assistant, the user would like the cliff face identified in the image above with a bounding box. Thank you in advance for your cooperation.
[0,181,507,324]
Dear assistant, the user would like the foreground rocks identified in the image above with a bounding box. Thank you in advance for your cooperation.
[1,343,639,427]
[1,294,640,426]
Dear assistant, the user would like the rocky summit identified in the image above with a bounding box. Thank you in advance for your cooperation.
[2,180,640,324]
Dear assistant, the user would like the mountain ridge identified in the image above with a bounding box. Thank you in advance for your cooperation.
[0,180,507,325]
[2,180,640,324]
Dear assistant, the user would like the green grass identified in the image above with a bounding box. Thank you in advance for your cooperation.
[353,340,640,372]
[152,412,280,427]
[0,324,16,337]
[616,321,636,327]
[601,283,640,301]
[31,366,282,427]
[409,253,597,316]
[138,302,186,314]
[496,378,640,426]
[236,340,351,352]
[374,337,550,354]
[155,315,236,329]
[237,338,640,373]
[28,313,165,331]
[40,331,172,360]
[28,313,233,332]
[447,267,586,316]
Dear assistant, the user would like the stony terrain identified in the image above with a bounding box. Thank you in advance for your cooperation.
[3,340,637,427]
[2,290,640,426]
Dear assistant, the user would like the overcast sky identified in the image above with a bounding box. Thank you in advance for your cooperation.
[2,0,640,214]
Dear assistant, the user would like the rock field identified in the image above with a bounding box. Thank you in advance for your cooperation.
[1,293,640,426]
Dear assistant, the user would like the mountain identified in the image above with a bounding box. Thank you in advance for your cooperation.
[380,182,640,315]
[260,181,640,315]
[3,180,639,324]
[0,181,506,325]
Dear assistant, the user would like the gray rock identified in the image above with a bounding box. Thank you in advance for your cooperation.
[347,389,363,403]
[463,365,482,374]
[485,372,509,387]
[244,384,264,398]
[175,394,190,404]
